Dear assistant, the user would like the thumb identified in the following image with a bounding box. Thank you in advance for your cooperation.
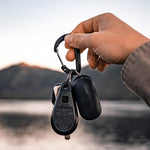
[65,33,93,49]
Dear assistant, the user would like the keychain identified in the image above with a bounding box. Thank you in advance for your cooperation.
[51,70,78,140]
[51,34,101,140]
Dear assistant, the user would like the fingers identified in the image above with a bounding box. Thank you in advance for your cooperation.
[66,47,76,61]
[64,14,105,62]
[96,58,110,72]
[87,48,109,71]
[64,13,116,64]
[65,33,92,49]
[66,48,85,61]
[65,33,110,71]
[65,40,85,61]
[87,48,98,69]
[65,33,92,61]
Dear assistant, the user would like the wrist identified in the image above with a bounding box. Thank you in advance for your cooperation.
[124,39,150,64]
[124,37,150,63]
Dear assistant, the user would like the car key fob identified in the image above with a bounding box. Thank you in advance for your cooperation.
[72,75,101,120]
[51,82,78,136]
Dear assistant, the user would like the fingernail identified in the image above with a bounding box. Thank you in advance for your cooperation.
[65,35,73,44]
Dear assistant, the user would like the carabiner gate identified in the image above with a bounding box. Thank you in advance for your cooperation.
[54,34,81,75]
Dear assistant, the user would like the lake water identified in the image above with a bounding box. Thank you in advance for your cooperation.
[0,100,150,150]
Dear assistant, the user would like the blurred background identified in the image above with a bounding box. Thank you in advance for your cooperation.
[0,0,150,149]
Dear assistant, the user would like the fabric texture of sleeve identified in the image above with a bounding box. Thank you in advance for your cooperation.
[121,41,150,106]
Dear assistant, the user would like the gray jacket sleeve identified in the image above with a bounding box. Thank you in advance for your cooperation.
[121,41,150,106]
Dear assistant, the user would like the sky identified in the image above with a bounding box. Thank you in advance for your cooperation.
[0,0,150,71]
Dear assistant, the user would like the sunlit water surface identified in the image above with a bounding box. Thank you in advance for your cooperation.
[0,100,150,150]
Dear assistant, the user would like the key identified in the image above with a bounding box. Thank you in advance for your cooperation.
[51,81,78,137]
[52,83,61,105]
[72,75,101,120]
[52,34,102,139]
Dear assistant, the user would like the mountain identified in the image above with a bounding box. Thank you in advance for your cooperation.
[0,63,139,100]
[0,63,66,99]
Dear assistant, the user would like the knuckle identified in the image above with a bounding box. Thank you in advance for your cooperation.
[97,12,114,24]
[96,12,113,20]
[72,34,80,47]
[102,12,113,17]
[73,22,84,33]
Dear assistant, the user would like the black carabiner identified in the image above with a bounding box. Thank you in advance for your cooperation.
[54,34,81,75]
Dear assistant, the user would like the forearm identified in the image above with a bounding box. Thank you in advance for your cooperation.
[121,41,150,106]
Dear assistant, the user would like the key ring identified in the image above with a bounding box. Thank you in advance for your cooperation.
[54,34,81,75]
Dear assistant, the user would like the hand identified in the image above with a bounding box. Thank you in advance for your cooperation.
[65,13,149,71]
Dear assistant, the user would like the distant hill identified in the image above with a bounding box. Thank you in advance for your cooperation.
[0,63,66,99]
[0,63,139,100]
